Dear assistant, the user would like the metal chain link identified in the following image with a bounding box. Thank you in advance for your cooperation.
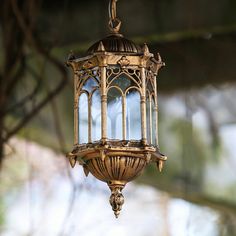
[108,0,121,34]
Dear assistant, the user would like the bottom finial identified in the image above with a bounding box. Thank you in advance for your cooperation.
[109,186,124,218]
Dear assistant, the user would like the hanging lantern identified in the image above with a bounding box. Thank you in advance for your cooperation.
[67,0,167,218]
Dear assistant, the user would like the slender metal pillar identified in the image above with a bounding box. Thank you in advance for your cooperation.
[140,67,147,144]
[122,95,126,140]
[154,74,159,146]
[74,75,78,145]
[101,66,107,143]
[149,95,153,144]
[88,95,92,143]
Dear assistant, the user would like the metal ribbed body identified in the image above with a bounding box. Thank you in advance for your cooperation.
[86,155,147,184]
[87,34,142,54]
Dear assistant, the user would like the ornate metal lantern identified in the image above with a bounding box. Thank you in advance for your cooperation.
[67,0,167,218]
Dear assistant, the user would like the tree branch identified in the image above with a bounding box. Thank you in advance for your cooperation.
[4,0,69,142]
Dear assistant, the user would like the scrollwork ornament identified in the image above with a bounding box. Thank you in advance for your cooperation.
[82,61,93,70]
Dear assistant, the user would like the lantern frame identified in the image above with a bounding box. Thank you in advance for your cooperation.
[67,0,167,218]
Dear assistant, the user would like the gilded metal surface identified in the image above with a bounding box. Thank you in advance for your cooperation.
[66,0,167,218]
[86,155,147,183]
[67,140,167,199]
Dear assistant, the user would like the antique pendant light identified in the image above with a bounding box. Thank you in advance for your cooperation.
[67,0,167,218]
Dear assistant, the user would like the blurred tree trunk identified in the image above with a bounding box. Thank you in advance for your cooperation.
[0,0,68,167]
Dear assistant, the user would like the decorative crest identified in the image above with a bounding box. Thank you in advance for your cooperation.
[118,56,130,68]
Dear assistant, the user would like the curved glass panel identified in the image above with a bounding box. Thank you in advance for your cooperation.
[126,89,141,140]
[91,89,101,142]
[107,87,122,140]
[82,77,98,93]
[78,93,88,144]
[152,96,157,145]
[146,91,151,144]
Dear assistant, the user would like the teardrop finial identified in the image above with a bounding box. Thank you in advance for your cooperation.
[108,0,121,34]
[109,186,124,218]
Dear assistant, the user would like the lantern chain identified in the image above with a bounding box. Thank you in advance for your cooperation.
[108,0,121,34]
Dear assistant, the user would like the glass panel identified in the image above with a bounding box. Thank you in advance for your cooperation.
[126,89,141,140]
[78,93,88,144]
[107,87,122,140]
[152,96,157,145]
[91,89,101,142]
[146,91,151,144]
[82,77,98,93]
[111,74,136,92]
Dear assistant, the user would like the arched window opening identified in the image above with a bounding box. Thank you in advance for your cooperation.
[151,96,157,145]
[82,77,98,93]
[126,89,141,140]
[91,89,101,142]
[107,87,123,140]
[110,73,139,92]
[78,93,88,144]
[146,91,151,144]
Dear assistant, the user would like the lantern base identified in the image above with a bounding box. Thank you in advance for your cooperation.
[67,140,167,217]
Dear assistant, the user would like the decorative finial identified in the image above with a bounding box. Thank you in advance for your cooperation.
[157,160,164,172]
[156,52,162,62]
[156,52,166,67]
[83,165,90,177]
[68,50,76,61]
[67,154,76,168]
[109,186,125,218]
[142,43,150,55]
[97,41,105,52]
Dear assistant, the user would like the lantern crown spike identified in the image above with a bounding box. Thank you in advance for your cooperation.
[142,43,150,55]
[66,50,76,66]
[97,41,106,52]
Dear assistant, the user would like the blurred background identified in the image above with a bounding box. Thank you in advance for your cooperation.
[0,0,236,235]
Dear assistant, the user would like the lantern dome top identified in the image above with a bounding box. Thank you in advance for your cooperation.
[87,34,142,54]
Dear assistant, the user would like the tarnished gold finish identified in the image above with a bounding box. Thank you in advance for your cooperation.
[67,0,167,218]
